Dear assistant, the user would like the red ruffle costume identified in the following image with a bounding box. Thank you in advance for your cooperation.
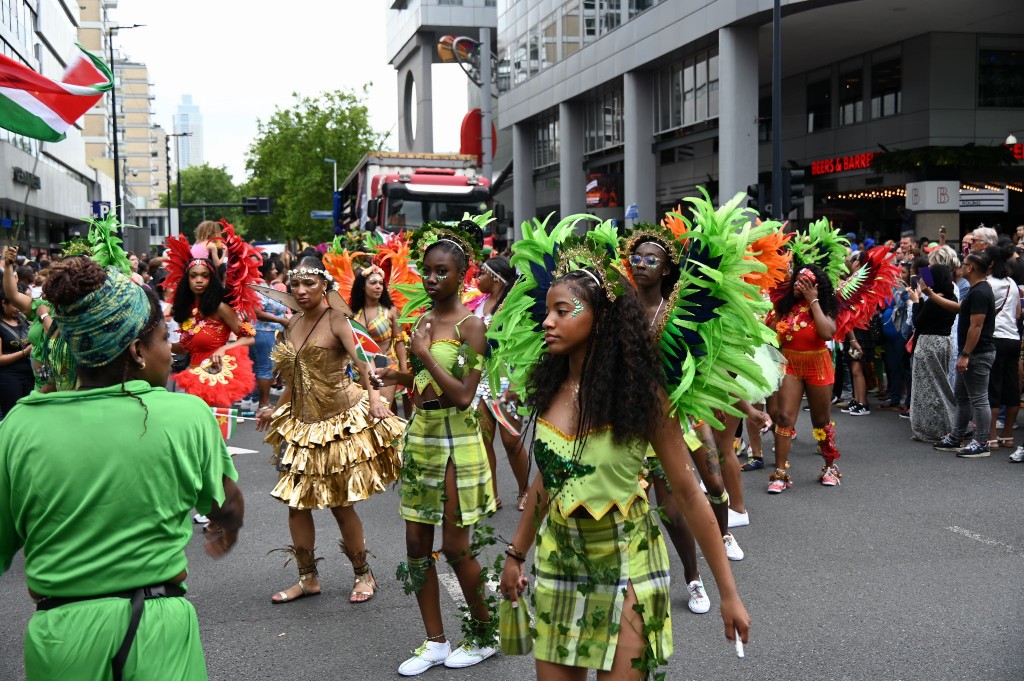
[164,221,260,407]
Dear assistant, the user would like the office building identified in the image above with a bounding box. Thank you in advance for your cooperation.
[1,0,116,255]
[173,95,204,169]
[499,0,1024,240]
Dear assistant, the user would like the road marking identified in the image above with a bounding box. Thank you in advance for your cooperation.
[226,446,258,456]
[437,572,498,607]
[946,525,1021,556]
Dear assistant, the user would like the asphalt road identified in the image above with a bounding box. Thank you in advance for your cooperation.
[2,402,1023,680]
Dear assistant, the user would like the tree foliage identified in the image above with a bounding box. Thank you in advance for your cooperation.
[243,88,387,244]
[159,163,242,235]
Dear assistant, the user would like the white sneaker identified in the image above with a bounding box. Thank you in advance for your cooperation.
[723,533,744,561]
[1010,446,1024,463]
[399,641,451,676]
[192,513,209,524]
[727,508,750,528]
[686,579,711,614]
[444,641,497,669]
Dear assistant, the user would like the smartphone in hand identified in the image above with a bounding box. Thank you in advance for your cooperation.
[919,266,934,288]
[910,275,919,289]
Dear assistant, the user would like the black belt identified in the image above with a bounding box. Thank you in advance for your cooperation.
[36,582,186,681]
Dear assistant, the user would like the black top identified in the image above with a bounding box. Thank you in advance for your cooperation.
[957,281,995,354]
[0,317,32,374]
[912,297,957,337]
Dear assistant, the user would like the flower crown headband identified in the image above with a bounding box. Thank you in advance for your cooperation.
[287,266,338,290]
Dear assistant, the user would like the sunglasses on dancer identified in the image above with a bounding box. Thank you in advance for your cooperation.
[628,254,661,268]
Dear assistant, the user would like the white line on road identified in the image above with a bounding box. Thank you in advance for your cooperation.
[437,572,499,608]
[226,446,258,456]
[946,525,1021,557]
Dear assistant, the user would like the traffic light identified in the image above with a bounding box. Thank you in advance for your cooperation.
[746,183,766,216]
[782,168,806,216]
[242,196,274,215]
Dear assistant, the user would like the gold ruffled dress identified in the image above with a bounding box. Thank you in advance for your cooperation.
[266,339,406,510]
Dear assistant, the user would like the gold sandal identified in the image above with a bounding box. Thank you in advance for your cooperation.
[269,545,323,604]
[350,573,376,603]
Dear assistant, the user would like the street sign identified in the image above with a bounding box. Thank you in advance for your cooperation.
[310,210,333,219]
[91,201,111,219]
[625,203,639,219]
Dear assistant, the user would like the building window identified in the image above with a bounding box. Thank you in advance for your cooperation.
[534,114,560,169]
[979,49,1024,108]
[562,1,582,58]
[629,0,657,19]
[655,49,718,134]
[806,78,832,132]
[584,86,624,154]
[839,67,863,126]
[870,58,901,118]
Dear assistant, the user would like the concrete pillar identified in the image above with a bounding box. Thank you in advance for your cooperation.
[718,26,759,202]
[512,122,536,241]
[624,71,656,224]
[397,37,434,153]
[559,100,586,217]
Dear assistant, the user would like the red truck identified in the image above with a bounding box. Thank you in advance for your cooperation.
[339,151,494,233]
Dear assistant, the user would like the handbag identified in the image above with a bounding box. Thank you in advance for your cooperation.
[171,353,190,373]
[497,595,534,655]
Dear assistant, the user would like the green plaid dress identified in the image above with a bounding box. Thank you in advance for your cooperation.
[399,406,496,527]
[530,421,673,671]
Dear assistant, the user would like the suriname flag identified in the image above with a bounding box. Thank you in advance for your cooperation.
[0,44,112,143]
[349,318,382,365]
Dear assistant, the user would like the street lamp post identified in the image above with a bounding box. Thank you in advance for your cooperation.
[173,132,192,233]
[324,157,337,192]
[106,23,144,224]
[166,132,191,236]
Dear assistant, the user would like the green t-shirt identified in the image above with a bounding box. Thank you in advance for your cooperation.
[0,381,238,597]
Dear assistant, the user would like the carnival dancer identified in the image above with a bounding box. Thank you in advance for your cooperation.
[349,263,408,405]
[489,217,749,679]
[625,233,734,605]
[255,256,405,605]
[0,256,243,680]
[768,220,897,491]
[164,222,259,408]
[371,220,498,675]
[469,255,530,512]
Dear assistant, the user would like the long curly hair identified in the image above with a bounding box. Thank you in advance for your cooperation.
[524,268,663,447]
[350,271,394,314]
[171,258,225,324]
[775,263,838,319]
[630,235,681,298]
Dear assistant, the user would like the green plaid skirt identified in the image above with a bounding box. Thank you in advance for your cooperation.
[399,406,496,527]
[531,501,673,671]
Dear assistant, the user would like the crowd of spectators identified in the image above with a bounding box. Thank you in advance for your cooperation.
[833,224,1024,460]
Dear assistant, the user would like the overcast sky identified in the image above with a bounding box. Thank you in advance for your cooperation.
[113,0,468,183]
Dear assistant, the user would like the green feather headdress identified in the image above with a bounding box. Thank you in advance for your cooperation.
[788,217,849,286]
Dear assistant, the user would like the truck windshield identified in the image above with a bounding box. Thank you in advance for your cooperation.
[385,198,488,231]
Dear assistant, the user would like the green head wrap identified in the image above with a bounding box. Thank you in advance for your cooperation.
[51,266,153,368]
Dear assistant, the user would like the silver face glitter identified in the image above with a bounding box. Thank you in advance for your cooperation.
[435,274,448,283]
[571,297,584,318]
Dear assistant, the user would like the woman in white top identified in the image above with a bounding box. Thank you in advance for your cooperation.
[984,238,1022,451]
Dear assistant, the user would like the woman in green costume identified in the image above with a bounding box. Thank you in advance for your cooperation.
[491,217,749,680]
[371,220,499,676]
[0,256,244,681]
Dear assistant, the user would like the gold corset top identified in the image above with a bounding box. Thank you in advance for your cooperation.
[270,339,364,423]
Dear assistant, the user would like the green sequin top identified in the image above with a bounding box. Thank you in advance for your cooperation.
[409,314,484,395]
[535,419,646,520]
